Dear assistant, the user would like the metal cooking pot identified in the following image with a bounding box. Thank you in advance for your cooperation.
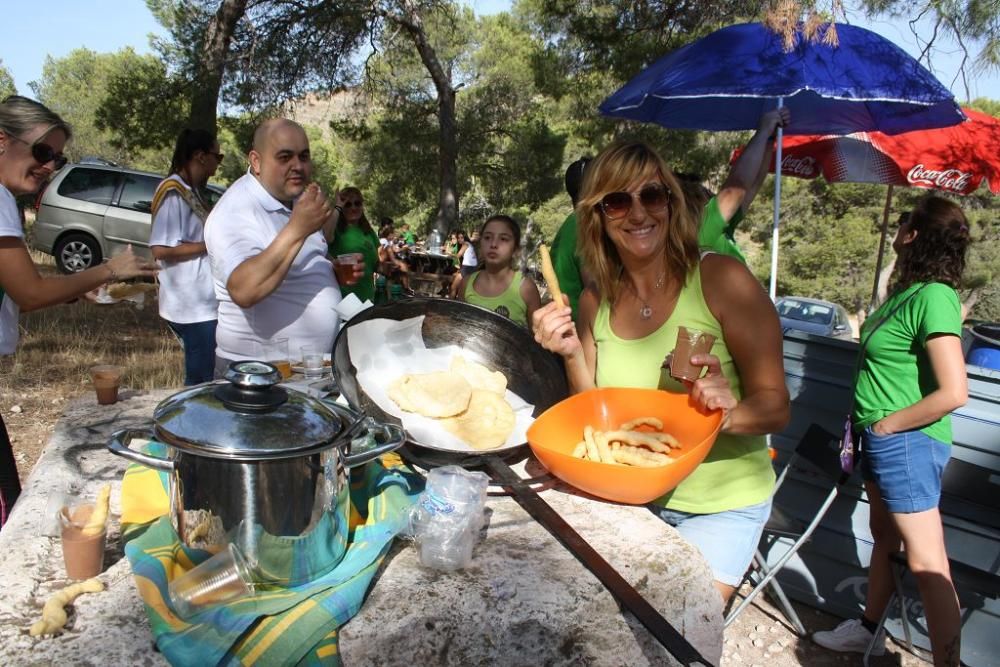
[107,361,404,585]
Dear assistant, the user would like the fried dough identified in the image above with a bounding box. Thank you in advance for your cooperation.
[388,372,473,418]
[441,389,516,450]
[450,355,507,396]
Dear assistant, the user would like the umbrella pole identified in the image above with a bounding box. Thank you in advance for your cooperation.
[768,98,784,301]
[869,185,895,312]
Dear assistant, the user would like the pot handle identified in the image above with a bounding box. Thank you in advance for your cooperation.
[344,419,407,468]
[107,428,175,473]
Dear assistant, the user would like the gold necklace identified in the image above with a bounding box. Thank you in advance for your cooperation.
[631,270,666,320]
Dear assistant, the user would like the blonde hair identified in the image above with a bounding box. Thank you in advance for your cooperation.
[575,141,699,301]
[0,95,72,143]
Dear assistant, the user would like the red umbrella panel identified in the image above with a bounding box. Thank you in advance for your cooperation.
[731,108,1000,309]
[735,108,1000,195]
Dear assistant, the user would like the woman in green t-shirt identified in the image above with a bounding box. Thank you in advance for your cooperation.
[814,196,971,663]
[328,186,379,302]
[532,140,790,604]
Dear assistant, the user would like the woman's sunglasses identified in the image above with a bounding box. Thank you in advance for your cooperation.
[5,132,68,170]
[344,200,363,208]
[599,183,671,220]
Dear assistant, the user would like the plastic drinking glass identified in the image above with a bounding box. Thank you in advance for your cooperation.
[59,503,106,579]
[669,327,717,383]
[300,345,325,378]
[258,338,291,379]
[334,254,362,285]
[168,543,255,619]
[89,364,122,405]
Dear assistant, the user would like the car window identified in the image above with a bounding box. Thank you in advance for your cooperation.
[117,174,159,213]
[56,167,119,205]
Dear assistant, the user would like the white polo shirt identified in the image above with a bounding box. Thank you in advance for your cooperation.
[149,175,218,324]
[0,185,22,356]
[204,174,341,361]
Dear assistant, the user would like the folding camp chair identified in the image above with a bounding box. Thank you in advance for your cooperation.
[725,424,849,635]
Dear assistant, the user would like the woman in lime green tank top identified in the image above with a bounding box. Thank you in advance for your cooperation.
[532,141,789,603]
[458,215,541,329]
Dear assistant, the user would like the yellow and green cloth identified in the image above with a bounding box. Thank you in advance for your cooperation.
[121,441,423,666]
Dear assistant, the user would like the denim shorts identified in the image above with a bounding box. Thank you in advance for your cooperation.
[860,426,951,513]
[648,498,772,587]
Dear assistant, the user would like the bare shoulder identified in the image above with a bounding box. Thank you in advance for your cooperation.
[578,286,601,327]
[699,253,772,319]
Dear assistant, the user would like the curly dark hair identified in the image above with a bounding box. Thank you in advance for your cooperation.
[892,195,971,291]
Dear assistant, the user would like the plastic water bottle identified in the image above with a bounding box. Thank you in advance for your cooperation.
[427,229,443,254]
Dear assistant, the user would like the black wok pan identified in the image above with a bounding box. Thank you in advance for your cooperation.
[331,298,569,452]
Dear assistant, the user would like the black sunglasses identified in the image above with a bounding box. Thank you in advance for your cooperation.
[344,200,363,208]
[599,183,671,220]
[4,132,68,170]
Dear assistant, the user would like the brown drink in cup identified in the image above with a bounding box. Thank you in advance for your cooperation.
[669,326,717,383]
[60,504,106,580]
[90,365,122,405]
[333,253,362,285]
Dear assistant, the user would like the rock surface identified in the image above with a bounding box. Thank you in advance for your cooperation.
[0,391,724,666]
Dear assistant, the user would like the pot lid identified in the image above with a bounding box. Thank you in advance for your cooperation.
[153,361,346,460]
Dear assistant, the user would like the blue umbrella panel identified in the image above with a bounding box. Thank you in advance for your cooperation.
[600,22,964,136]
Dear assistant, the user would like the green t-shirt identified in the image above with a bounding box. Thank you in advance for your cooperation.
[853,282,962,443]
[697,196,746,265]
[592,263,774,514]
[550,212,585,319]
[328,224,379,302]
[463,271,527,326]
[403,231,416,245]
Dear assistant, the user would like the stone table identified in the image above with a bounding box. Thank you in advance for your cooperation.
[0,391,723,666]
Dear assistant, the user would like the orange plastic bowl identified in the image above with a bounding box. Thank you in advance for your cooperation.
[527,387,723,505]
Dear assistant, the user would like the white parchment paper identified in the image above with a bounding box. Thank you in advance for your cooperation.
[347,316,535,452]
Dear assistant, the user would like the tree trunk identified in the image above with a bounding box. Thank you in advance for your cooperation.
[188,0,249,130]
[393,0,459,235]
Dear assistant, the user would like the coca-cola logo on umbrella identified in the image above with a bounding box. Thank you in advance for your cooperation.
[781,155,818,178]
[906,165,974,192]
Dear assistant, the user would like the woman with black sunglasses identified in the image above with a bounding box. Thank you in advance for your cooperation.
[0,95,156,527]
[328,186,378,302]
[533,140,789,603]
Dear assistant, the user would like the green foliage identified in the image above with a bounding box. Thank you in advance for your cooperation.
[0,60,15,98]
[30,48,174,169]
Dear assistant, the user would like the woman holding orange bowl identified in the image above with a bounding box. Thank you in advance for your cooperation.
[533,140,789,602]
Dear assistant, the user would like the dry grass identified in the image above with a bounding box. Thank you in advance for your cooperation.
[0,249,184,396]
[1,248,184,482]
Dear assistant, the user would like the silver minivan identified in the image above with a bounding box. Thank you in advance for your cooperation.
[32,163,221,273]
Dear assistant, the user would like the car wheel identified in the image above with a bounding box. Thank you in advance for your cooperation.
[54,233,102,274]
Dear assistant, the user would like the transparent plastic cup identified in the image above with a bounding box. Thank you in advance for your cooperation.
[168,543,255,619]
[669,326,717,383]
[59,503,106,580]
[334,253,362,285]
[257,338,291,379]
[90,364,122,405]
[300,345,325,378]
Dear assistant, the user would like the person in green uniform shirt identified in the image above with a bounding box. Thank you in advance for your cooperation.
[532,140,789,603]
[692,107,791,264]
[814,196,970,663]
[328,186,379,302]
[400,222,416,246]
[549,157,592,319]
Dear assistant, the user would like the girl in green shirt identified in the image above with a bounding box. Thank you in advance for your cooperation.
[328,186,379,302]
[458,215,541,328]
[814,196,971,663]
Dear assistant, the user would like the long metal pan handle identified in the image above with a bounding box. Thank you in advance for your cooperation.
[107,428,175,473]
[344,420,406,468]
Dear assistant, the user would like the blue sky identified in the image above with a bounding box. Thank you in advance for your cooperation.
[3,0,998,103]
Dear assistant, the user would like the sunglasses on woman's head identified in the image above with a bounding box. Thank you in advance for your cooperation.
[4,132,67,170]
[599,183,671,220]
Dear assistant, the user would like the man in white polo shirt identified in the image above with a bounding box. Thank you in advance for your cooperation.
[205,118,344,373]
